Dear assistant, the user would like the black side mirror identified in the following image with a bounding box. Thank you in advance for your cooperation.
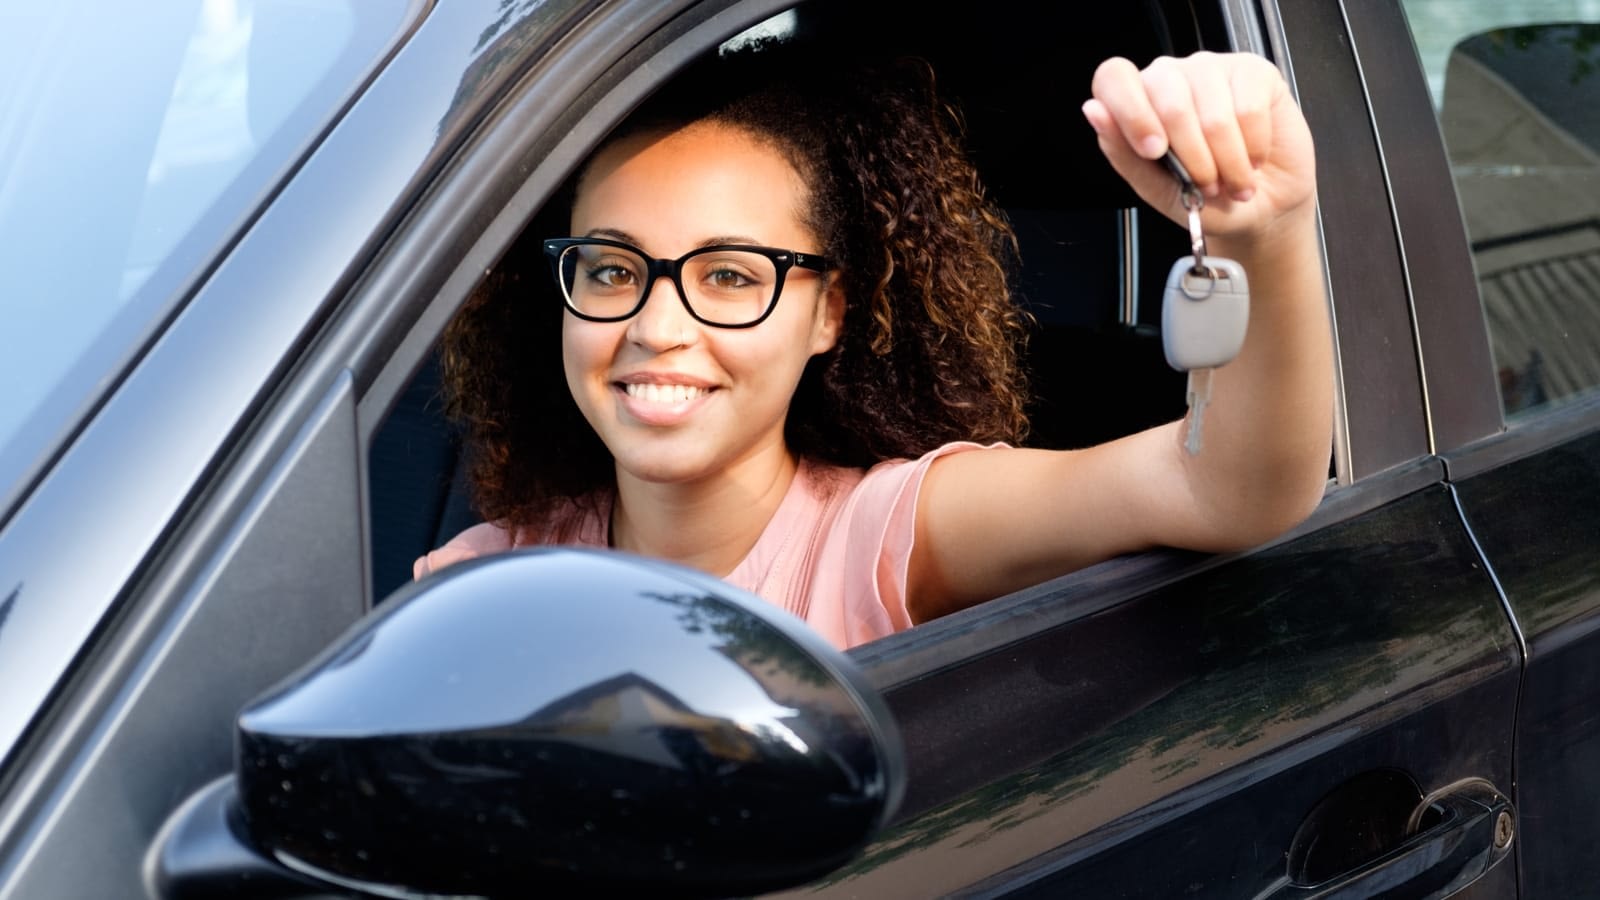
[153,548,904,898]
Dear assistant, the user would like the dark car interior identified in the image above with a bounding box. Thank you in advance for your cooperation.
[367,0,1217,602]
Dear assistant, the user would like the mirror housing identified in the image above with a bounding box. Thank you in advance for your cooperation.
[231,548,904,897]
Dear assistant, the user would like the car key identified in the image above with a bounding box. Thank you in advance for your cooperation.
[1160,152,1249,455]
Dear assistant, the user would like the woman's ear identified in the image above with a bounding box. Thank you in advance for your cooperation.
[810,277,847,355]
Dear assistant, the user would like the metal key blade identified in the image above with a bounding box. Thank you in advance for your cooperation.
[1185,367,1213,456]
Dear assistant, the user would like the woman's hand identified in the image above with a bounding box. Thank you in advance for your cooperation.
[1081,52,1315,241]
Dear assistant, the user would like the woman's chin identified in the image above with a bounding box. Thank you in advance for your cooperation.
[611,437,787,488]
[612,450,721,486]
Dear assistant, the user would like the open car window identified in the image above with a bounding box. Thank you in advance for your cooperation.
[366,0,1246,605]
[365,0,1343,650]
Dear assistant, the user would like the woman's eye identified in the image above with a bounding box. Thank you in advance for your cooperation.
[705,266,757,290]
[585,263,638,288]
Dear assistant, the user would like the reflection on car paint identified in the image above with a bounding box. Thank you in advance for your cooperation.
[0,584,16,635]
[787,488,1516,896]
[1456,427,1600,895]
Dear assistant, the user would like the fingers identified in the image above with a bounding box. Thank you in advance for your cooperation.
[1140,57,1216,194]
[1082,96,1177,209]
[1185,60,1254,201]
[1088,52,1282,204]
[1090,57,1167,160]
[1229,57,1276,170]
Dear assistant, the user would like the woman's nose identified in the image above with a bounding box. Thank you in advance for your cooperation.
[624,275,698,351]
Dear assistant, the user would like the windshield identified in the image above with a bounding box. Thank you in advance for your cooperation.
[0,0,414,515]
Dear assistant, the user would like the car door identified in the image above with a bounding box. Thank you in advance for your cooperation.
[359,0,1523,893]
[0,1,1526,899]
[1373,1,1600,896]
[783,0,1523,895]
[345,4,1525,893]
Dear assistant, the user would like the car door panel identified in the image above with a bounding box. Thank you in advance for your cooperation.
[1451,422,1600,898]
[1378,0,1600,891]
[0,376,365,899]
[0,0,1540,896]
[788,475,1516,897]
[780,1,1521,894]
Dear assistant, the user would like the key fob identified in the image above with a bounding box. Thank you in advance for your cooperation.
[1162,256,1250,371]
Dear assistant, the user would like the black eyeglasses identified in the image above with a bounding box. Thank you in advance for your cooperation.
[543,237,832,328]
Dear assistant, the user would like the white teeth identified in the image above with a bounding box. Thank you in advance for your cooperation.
[625,383,707,404]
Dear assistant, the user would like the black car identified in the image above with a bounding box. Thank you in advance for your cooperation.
[1,0,1597,897]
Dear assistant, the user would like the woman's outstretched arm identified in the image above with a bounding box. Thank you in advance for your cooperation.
[908,51,1333,622]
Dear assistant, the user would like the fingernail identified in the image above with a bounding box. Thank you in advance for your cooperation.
[1232,187,1255,203]
[1081,101,1107,135]
[1138,135,1165,158]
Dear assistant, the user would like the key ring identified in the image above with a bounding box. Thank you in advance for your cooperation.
[1163,151,1211,277]
[1181,188,1208,277]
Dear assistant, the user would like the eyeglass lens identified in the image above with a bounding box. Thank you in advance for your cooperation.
[558,244,778,325]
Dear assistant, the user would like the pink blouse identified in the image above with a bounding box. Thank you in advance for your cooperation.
[413,441,998,649]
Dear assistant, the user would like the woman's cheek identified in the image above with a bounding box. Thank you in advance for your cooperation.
[560,322,610,422]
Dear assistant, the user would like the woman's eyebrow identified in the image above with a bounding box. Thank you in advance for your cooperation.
[583,227,639,244]
[697,235,764,248]
[580,229,770,251]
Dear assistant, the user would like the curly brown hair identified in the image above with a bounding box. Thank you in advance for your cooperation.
[442,43,1031,529]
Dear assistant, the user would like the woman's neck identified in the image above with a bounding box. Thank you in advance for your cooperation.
[609,446,800,578]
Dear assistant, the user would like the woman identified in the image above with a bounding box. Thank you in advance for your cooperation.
[417,44,1332,649]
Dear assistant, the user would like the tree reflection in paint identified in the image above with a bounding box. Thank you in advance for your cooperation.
[801,488,1512,892]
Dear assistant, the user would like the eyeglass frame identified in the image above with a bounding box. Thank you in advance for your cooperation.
[542,236,833,329]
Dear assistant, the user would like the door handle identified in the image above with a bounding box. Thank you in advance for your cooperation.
[1260,778,1514,900]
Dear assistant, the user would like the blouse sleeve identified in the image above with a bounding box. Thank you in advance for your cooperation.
[818,441,1006,648]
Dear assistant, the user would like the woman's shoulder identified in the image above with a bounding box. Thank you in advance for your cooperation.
[793,441,1009,546]
[411,494,611,580]
[792,441,1008,646]
[798,441,1007,519]
[805,439,1004,483]
[861,440,1007,481]
[412,521,515,580]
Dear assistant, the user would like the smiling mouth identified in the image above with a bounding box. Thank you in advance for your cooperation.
[620,383,712,404]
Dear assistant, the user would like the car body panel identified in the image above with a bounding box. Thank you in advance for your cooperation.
[791,481,1516,897]
[1452,423,1600,897]
[1383,1,1600,894]
[0,377,366,900]
[0,0,1590,895]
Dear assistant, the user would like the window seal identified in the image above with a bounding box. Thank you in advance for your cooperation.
[1443,391,1600,480]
